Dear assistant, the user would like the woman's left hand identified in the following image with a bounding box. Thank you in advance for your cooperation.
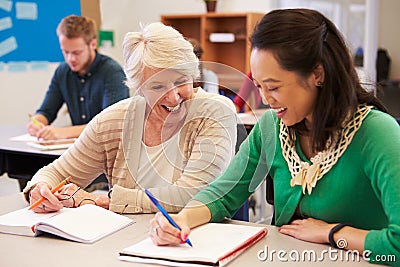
[278,218,335,244]
[55,183,110,209]
[55,183,93,208]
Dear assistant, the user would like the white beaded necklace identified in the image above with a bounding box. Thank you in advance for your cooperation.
[280,105,371,194]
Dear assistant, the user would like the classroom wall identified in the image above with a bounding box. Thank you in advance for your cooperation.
[0,63,62,126]
[0,0,398,126]
[379,0,400,80]
[0,0,273,126]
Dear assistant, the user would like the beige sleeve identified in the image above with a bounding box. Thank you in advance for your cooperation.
[23,116,107,199]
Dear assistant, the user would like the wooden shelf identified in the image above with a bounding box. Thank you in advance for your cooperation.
[161,12,264,85]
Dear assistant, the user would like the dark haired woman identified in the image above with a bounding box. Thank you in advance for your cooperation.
[149,9,400,266]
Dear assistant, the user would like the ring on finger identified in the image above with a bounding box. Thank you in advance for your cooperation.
[40,203,45,210]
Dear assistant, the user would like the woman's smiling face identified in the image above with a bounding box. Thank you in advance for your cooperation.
[250,48,321,127]
[140,68,194,123]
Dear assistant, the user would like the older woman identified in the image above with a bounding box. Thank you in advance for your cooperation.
[24,22,237,214]
[150,9,400,266]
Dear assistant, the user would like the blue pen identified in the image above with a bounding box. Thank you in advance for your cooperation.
[144,189,193,247]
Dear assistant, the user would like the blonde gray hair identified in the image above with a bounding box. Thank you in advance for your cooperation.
[123,22,200,91]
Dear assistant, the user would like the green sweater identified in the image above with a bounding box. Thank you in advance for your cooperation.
[194,109,400,266]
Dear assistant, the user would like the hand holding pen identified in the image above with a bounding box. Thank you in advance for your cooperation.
[28,114,43,129]
[27,113,44,137]
[29,176,72,213]
[145,189,193,247]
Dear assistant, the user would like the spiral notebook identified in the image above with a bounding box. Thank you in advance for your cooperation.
[119,223,267,267]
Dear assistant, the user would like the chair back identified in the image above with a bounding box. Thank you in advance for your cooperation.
[231,124,250,221]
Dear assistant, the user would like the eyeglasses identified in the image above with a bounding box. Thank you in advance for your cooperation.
[120,204,129,215]
[59,186,100,208]
[59,186,81,208]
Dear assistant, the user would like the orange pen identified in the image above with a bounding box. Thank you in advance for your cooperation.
[28,176,72,210]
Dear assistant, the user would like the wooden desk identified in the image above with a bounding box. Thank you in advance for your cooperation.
[0,193,370,267]
[0,125,65,189]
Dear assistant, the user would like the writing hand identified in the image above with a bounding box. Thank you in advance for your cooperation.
[27,121,44,137]
[29,182,64,213]
[36,126,61,140]
[149,212,191,246]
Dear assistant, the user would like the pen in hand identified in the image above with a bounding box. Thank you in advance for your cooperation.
[144,189,193,247]
[28,176,72,210]
[28,113,42,129]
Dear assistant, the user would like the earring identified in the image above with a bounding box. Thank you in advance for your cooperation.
[317,81,324,88]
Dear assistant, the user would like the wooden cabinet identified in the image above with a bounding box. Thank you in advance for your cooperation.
[161,13,264,91]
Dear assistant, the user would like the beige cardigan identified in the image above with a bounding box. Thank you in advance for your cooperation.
[24,88,237,213]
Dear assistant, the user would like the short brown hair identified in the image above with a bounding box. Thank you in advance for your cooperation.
[56,15,97,44]
[186,38,203,59]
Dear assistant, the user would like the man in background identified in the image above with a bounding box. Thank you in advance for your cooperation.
[27,15,129,140]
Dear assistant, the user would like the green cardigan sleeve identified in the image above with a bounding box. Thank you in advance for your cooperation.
[361,111,400,266]
[193,110,278,221]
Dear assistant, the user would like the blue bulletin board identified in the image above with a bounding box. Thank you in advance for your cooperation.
[0,0,81,62]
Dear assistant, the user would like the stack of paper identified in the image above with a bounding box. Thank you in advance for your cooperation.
[10,134,76,150]
[27,138,76,150]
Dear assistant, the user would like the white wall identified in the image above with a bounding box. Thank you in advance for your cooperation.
[0,63,57,125]
[1,0,398,126]
[379,0,400,80]
[0,63,71,126]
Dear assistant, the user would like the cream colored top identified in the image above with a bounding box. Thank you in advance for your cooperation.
[136,133,181,189]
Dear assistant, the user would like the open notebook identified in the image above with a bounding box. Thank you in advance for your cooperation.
[10,133,76,150]
[119,223,267,267]
[0,204,134,243]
